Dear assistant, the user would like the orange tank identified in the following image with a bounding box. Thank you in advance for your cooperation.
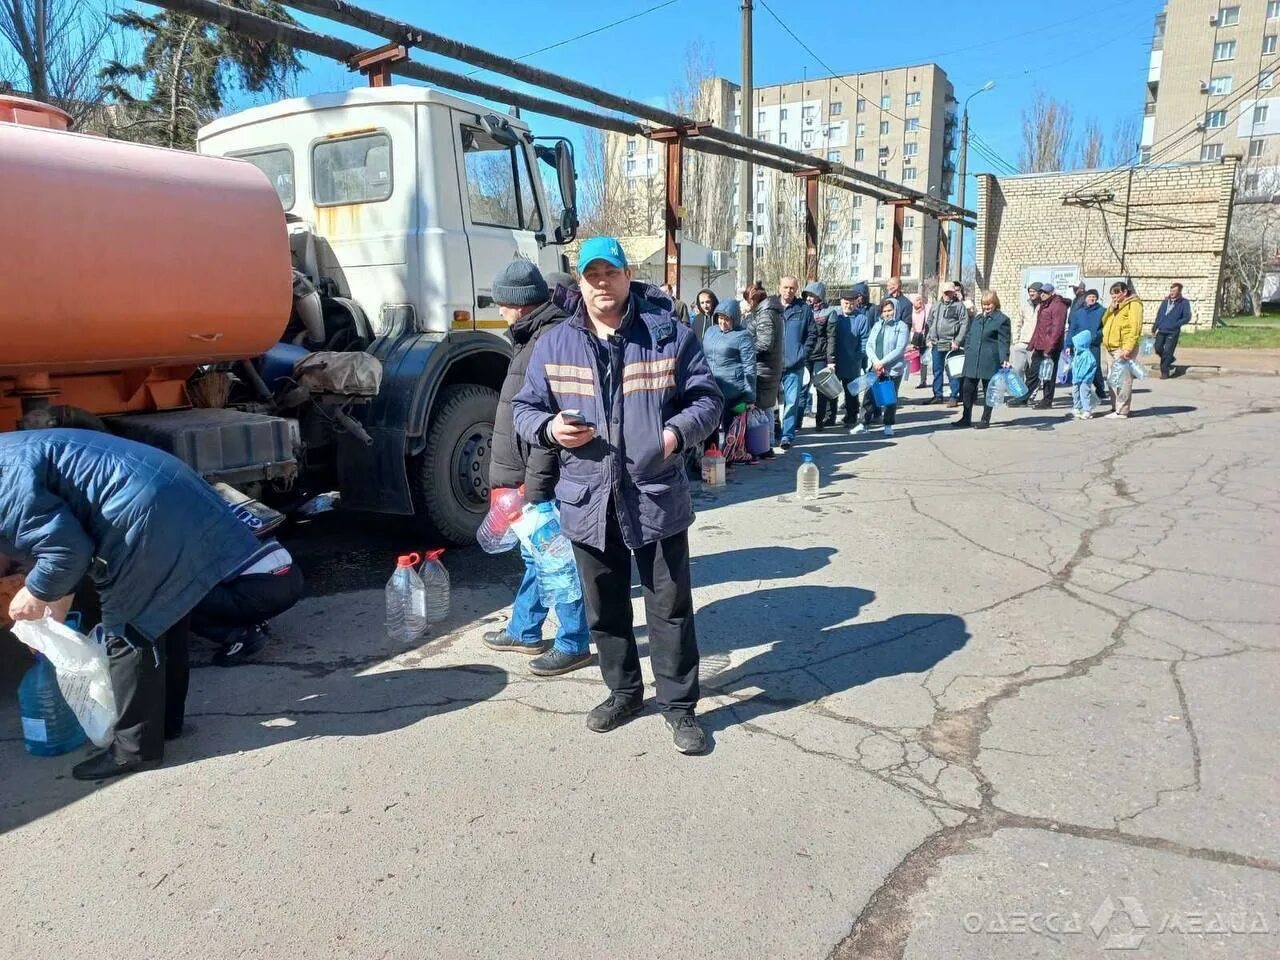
[0,122,291,378]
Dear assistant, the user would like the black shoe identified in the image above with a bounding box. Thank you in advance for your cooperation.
[779,438,793,450]
[586,694,643,733]
[664,712,708,754]
[529,648,593,677]
[974,421,991,430]
[72,748,159,782]
[1006,398,1029,408]
[483,630,549,655]
[213,625,270,667]
[1159,371,1169,380]
[950,418,972,428]
[1032,399,1052,410]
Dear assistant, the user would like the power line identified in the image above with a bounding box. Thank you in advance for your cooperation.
[969,130,1018,174]
[465,0,683,77]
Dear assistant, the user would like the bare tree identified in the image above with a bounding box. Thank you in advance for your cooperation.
[1222,163,1280,317]
[1019,91,1072,173]
[1108,115,1141,166]
[1076,118,1104,170]
[0,0,116,128]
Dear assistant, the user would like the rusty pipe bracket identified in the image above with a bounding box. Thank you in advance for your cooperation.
[648,123,707,142]
[348,42,409,87]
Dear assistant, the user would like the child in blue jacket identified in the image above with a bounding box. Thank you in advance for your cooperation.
[1070,329,1099,420]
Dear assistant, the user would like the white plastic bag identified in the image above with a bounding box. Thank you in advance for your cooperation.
[13,617,117,747]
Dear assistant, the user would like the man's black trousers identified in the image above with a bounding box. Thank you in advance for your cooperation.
[571,506,700,714]
[107,618,190,762]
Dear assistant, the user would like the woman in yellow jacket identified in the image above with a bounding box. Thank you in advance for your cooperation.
[1101,280,1144,418]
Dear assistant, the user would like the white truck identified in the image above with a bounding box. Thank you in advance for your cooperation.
[197,84,579,541]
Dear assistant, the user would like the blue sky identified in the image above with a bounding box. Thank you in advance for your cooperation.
[153,0,1163,199]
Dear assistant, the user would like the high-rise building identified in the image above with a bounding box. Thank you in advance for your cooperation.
[1143,0,1280,183]
[604,64,957,286]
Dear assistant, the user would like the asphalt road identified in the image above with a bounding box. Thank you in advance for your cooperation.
[2,372,1278,960]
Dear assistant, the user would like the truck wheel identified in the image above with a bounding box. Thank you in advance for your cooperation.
[412,383,498,544]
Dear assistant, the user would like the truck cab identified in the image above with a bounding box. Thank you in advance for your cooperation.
[199,86,578,541]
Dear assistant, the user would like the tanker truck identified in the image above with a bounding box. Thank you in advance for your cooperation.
[0,85,579,543]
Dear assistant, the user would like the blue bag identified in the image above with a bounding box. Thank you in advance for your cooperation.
[870,376,897,407]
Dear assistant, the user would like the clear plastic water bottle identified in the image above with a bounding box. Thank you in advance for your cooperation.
[18,653,86,757]
[512,502,582,606]
[385,553,427,643]
[419,548,451,625]
[1039,357,1055,383]
[796,453,819,500]
[702,444,726,486]
[1139,335,1155,357]
[477,486,526,554]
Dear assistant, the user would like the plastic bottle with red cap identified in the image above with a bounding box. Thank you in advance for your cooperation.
[418,549,451,625]
[477,485,527,554]
[385,552,427,643]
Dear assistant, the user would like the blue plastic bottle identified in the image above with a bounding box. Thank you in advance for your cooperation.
[518,503,583,606]
[18,653,87,757]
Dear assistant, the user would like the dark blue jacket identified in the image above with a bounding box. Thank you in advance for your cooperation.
[826,282,872,380]
[1154,297,1191,332]
[780,299,816,372]
[0,430,263,639]
[1068,301,1105,343]
[512,283,723,550]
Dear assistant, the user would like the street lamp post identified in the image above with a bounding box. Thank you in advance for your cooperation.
[954,81,995,283]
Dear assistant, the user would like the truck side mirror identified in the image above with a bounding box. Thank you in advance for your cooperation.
[554,140,578,243]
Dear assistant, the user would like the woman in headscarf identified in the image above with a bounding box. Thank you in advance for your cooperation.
[701,299,757,434]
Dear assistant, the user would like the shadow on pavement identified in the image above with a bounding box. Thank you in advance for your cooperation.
[0,660,509,836]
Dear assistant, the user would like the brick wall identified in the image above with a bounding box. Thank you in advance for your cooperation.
[975,159,1237,328]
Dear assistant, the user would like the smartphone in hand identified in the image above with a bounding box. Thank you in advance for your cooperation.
[560,409,596,430]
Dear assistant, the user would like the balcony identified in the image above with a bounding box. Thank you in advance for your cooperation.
[1148,49,1162,86]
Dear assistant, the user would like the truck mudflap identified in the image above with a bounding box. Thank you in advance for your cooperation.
[335,329,509,516]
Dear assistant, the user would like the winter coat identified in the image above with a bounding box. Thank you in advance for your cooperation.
[1067,301,1104,344]
[1014,299,1040,345]
[1102,296,1144,353]
[490,300,567,501]
[0,429,263,640]
[512,282,723,551]
[960,309,1011,381]
[826,282,872,380]
[746,298,783,409]
[1070,330,1098,382]
[927,298,969,346]
[864,316,911,379]
[780,299,816,372]
[808,305,835,364]
[702,310,757,407]
[1154,297,1191,332]
[1029,295,1068,352]
[691,310,716,342]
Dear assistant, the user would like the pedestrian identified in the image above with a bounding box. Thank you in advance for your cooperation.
[482,259,592,677]
[1,430,303,781]
[512,236,723,754]
[954,280,975,316]
[691,288,718,341]
[1068,288,1108,401]
[883,276,913,327]
[1024,282,1068,410]
[1069,329,1099,420]
[661,283,691,327]
[777,275,816,449]
[801,281,836,429]
[951,291,1011,430]
[702,298,757,434]
[925,284,968,408]
[1153,282,1190,379]
[910,293,930,389]
[853,298,909,437]
[744,283,782,454]
[826,283,872,429]
[1012,281,1042,389]
[1100,280,1144,419]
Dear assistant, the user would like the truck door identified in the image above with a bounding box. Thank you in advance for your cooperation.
[451,111,546,328]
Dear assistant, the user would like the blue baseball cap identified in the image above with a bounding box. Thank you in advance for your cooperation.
[577,236,628,272]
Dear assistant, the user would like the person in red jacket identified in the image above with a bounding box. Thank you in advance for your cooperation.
[1023,282,1068,409]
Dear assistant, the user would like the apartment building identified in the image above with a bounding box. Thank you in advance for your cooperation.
[606,64,957,285]
[1144,0,1280,187]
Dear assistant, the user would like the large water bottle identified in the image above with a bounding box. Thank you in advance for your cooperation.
[796,453,819,500]
[18,653,87,757]
[512,502,582,606]
[1039,357,1055,383]
[477,486,526,554]
[385,553,428,643]
[419,548,451,625]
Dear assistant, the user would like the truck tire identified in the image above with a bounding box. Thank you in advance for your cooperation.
[412,383,498,544]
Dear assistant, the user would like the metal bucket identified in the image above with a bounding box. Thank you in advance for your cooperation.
[812,366,843,400]
[945,351,966,378]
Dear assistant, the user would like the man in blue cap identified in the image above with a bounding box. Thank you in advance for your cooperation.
[513,237,723,754]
